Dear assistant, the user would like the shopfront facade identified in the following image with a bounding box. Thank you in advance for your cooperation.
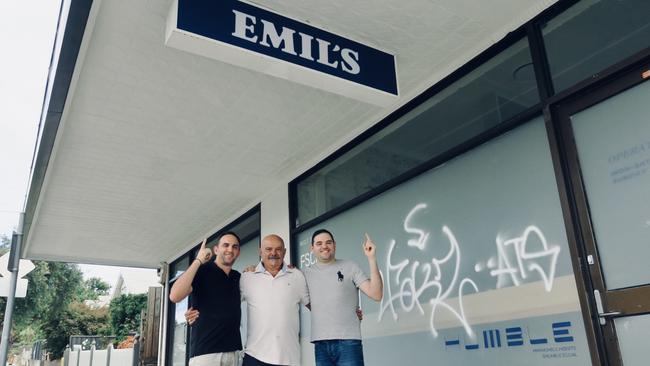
[162,0,650,365]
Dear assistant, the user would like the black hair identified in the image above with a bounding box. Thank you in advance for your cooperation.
[218,231,241,244]
[311,228,334,244]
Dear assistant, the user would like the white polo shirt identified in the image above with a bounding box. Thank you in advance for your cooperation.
[241,262,310,366]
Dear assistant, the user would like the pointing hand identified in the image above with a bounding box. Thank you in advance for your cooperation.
[196,238,212,264]
[362,233,376,259]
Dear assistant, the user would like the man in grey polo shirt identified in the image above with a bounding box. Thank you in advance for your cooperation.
[304,229,383,366]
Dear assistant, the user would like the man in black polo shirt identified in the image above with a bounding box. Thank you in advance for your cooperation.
[169,232,242,366]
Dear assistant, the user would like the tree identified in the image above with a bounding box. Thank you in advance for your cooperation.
[41,302,110,359]
[0,236,86,320]
[0,234,10,251]
[108,293,147,341]
[0,255,87,358]
[20,262,84,324]
[0,237,122,359]
[0,260,83,329]
[75,277,110,301]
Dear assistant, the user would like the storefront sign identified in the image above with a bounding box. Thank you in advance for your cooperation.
[166,0,398,106]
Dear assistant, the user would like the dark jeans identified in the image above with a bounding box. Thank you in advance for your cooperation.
[242,354,286,366]
[314,339,365,366]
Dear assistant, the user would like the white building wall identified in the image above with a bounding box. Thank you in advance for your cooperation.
[260,183,291,260]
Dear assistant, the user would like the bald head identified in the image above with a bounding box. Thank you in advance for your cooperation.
[260,234,286,275]
[263,234,284,247]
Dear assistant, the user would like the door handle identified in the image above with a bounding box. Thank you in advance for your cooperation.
[593,289,623,325]
[599,311,622,317]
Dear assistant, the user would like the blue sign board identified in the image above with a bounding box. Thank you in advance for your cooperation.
[166,0,398,105]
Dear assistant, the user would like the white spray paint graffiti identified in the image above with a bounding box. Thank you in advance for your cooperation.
[379,204,478,338]
[378,203,562,338]
[404,203,429,250]
[483,226,560,292]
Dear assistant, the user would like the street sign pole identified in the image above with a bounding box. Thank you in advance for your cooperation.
[0,212,24,365]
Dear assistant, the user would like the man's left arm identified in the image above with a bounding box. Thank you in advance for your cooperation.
[296,270,311,307]
[358,233,383,301]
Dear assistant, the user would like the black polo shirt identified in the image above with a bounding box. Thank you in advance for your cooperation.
[190,262,242,357]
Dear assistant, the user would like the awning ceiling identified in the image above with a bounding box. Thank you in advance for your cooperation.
[22,0,558,268]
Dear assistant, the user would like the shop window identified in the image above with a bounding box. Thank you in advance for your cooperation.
[542,0,650,93]
[202,210,261,250]
[296,117,590,365]
[296,37,539,225]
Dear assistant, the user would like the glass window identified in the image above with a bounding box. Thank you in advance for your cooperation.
[234,235,260,272]
[542,0,650,92]
[295,37,539,225]
[615,314,650,366]
[169,255,190,280]
[205,210,260,247]
[296,117,590,366]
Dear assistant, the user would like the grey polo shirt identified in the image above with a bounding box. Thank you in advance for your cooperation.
[303,260,369,342]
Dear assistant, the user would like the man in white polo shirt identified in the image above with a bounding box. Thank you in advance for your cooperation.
[240,234,309,366]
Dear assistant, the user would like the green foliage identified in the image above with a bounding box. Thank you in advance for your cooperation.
[0,234,10,251]
[0,259,91,359]
[25,267,118,358]
[20,263,82,324]
[0,238,148,359]
[0,261,83,336]
[75,277,110,301]
[41,302,110,359]
[108,293,147,341]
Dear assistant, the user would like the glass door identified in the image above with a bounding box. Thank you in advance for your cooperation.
[557,64,650,366]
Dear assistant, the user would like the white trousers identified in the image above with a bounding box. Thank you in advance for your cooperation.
[189,351,242,366]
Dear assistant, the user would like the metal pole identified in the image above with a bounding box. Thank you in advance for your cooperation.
[0,212,25,365]
[105,344,112,366]
[64,346,71,366]
[132,335,140,366]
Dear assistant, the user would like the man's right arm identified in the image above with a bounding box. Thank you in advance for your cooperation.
[169,239,212,303]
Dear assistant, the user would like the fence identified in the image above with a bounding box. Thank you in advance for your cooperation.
[63,338,140,366]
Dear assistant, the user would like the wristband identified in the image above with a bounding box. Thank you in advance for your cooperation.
[194,258,204,265]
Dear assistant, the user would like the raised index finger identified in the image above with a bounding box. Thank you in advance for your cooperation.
[200,238,207,250]
[364,233,372,243]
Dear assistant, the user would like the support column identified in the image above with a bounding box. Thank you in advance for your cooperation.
[0,212,25,365]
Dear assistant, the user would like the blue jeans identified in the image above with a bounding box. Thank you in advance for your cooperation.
[314,340,365,366]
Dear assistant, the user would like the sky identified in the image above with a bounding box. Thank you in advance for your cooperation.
[0,0,156,291]
[0,1,59,240]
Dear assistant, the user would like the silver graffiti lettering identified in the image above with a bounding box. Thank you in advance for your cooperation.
[487,226,560,292]
[379,205,478,338]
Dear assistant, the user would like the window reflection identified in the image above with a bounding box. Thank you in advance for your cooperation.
[297,38,539,225]
[543,0,650,92]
